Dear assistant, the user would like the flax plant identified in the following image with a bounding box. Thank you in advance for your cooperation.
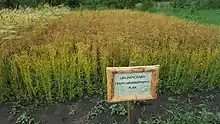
[0,10,219,102]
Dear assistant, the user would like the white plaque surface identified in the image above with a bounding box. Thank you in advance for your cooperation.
[113,72,152,96]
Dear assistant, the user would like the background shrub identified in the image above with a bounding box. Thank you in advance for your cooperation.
[170,0,186,8]
[170,0,220,9]
[1,0,220,10]
[142,0,154,10]
[82,0,142,9]
[135,0,154,11]
[0,0,147,9]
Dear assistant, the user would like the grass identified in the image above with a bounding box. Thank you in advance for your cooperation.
[150,8,220,25]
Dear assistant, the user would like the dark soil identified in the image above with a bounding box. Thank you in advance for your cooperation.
[0,105,11,124]
[0,90,220,124]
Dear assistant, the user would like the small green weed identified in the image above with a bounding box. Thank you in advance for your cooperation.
[88,100,127,119]
[217,112,220,122]
[8,102,26,121]
[8,104,17,121]
[109,103,127,116]
[138,106,218,124]
[68,103,78,116]
[16,111,39,124]
[88,101,107,119]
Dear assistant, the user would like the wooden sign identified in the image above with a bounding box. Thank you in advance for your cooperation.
[106,65,159,102]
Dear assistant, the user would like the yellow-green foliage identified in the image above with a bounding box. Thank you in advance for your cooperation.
[0,5,70,42]
[0,10,220,102]
[0,5,69,27]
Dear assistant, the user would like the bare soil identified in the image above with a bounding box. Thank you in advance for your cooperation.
[0,90,220,124]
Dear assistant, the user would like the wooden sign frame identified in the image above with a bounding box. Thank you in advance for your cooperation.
[106,65,159,102]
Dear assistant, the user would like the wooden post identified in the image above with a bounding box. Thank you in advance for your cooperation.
[127,101,134,124]
[80,3,83,16]
[127,61,136,124]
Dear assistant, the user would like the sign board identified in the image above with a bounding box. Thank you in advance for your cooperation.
[106,65,159,102]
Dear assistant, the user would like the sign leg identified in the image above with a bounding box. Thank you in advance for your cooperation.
[127,61,136,124]
[127,101,134,124]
